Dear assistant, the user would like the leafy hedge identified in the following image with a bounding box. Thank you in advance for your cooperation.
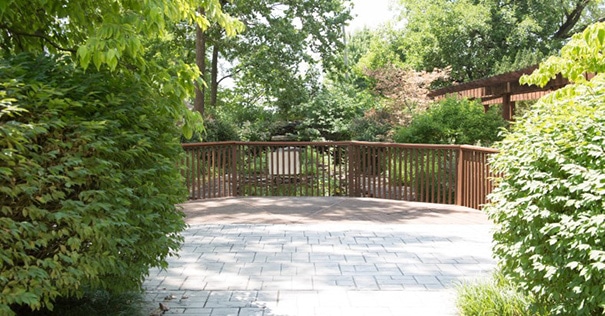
[0,54,187,314]
[394,97,507,146]
[487,23,605,315]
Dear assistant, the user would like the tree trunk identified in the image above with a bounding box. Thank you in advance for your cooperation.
[194,7,206,116]
[210,43,219,107]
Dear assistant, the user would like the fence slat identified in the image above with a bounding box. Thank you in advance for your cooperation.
[180,141,497,209]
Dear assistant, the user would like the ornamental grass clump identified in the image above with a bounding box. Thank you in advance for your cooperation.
[486,22,605,315]
[456,272,547,316]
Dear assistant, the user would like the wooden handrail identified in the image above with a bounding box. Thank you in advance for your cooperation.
[179,141,498,209]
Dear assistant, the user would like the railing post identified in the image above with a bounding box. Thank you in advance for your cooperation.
[231,142,238,197]
[456,146,464,206]
[347,143,357,197]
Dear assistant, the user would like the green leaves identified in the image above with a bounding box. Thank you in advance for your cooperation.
[0,54,187,314]
[293,82,375,141]
[1,0,244,138]
[487,24,605,315]
[394,97,507,146]
[397,0,605,82]
[522,22,605,87]
[206,0,351,117]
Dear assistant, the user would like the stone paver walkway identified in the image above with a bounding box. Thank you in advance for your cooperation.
[144,197,495,315]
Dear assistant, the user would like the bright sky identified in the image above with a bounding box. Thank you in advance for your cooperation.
[348,0,398,32]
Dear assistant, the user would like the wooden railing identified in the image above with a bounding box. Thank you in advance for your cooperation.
[180,141,498,209]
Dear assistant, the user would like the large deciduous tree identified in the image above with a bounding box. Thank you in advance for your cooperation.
[0,0,242,136]
[397,0,605,82]
[195,0,352,117]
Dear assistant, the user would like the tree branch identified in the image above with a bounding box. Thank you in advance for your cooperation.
[217,68,242,85]
[0,24,77,53]
[553,0,590,39]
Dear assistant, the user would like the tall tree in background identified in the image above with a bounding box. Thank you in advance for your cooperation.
[1,0,242,135]
[194,0,352,117]
[396,0,605,82]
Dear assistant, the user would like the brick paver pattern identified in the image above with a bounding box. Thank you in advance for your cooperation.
[144,222,494,315]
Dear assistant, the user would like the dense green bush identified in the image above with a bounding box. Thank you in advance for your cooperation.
[486,23,605,315]
[200,117,240,142]
[394,97,507,146]
[0,54,187,314]
[293,83,377,141]
[350,108,394,142]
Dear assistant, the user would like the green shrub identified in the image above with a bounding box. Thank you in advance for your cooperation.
[456,272,548,316]
[486,23,605,315]
[12,289,146,316]
[350,108,393,142]
[394,97,507,146]
[0,54,187,314]
[201,117,240,142]
[293,83,376,141]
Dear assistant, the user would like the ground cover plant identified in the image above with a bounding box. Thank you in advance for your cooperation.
[0,54,187,314]
[457,272,549,316]
[485,22,605,315]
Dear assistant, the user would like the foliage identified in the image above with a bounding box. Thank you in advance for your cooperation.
[293,83,377,141]
[238,120,277,142]
[0,0,240,61]
[521,22,605,86]
[336,28,380,91]
[17,289,146,316]
[350,108,394,142]
[456,272,549,316]
[0,0,243,138]
[194,118,240,142]
[396,0,605,82]
[355,26,406,71]
[198,107,241,142]
[487,22,605,315]
[196,0,352,117]
[0,54,187,314]
[493,48,547,76]
[212,91,278,142]
[364,65,450,125]
[394,97,506,146]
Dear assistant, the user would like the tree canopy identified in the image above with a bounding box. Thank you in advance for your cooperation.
[195,0,352,117]
[0,1,243,313]
[396,0,605,82]
[0,0,243,137]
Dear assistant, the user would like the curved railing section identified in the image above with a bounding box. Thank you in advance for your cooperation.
[180,141,498,210]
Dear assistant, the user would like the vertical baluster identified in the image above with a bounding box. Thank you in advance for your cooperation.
[185,149,191,199]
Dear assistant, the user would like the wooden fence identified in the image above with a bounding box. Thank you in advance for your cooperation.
[180,141,498,209]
